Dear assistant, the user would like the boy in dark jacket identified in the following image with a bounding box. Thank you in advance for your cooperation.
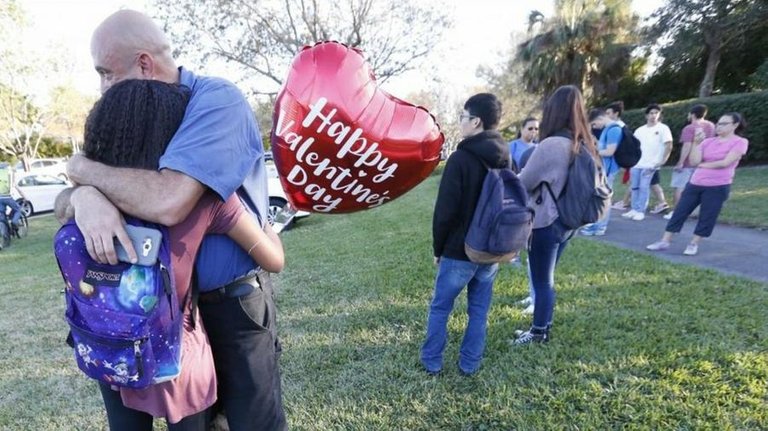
[421,93,510,376]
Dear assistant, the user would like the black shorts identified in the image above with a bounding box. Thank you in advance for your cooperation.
[651,170,660,185]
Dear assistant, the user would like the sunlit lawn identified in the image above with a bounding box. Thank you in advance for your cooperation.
[0,171,766,430]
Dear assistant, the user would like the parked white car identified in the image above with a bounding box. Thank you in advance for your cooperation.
[266,161,309,228]
[16,158,69,180]
[12,173,71,215]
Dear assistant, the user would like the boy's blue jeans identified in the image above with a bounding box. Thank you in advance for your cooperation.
[630,168,657,213]
[421,257,498,374]
[583,172,617,233]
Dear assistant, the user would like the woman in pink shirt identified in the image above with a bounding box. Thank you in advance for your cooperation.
[646,112,749,256]
[64,79,284,430]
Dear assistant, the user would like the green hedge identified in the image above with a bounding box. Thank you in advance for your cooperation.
[622,91,768,165]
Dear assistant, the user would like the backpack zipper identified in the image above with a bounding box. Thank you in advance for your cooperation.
[134,339,143,378]
[160,264,174,319]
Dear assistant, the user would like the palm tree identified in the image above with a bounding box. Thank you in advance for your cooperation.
[517,0,638,102]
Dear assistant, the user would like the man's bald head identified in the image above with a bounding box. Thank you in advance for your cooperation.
[91,10,178,93]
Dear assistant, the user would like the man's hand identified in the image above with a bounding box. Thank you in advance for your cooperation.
[71,186,137,265]
[434,256,440,266]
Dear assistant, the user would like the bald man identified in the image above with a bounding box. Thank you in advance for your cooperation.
[58,10,287,431]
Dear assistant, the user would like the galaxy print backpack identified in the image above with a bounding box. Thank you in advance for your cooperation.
[54,218,182,389]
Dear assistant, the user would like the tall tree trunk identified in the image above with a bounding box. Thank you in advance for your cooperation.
[699,30,723,98]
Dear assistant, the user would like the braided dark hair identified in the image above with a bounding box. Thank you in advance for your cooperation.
[84,79,190,170]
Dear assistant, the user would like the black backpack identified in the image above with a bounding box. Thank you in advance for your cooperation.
[464,155,534,264]
[542,142,612,232]
[610,124,642,168]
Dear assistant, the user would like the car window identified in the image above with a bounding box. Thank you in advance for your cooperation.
[18,175,65,186]
[34,175,66,185]
[18,176,35,186]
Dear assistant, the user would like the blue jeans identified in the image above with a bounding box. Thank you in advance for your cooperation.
[630,168,657,213]
[583,172,617,233]
[421,257,498,373]
[529,224,569,329]
[0,196,21,225]
[527,257,535,302]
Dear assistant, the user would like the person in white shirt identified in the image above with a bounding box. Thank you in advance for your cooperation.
[623,104,673,221]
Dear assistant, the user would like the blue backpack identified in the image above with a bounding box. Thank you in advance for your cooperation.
[542,142,613,234]
[54,218,183,389]
[464,156,534,264]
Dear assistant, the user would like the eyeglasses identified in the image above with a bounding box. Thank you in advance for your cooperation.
[716,122,734,126]
[459,114,477,121]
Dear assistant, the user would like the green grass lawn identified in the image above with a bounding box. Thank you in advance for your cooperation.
[1,174,766,430]
[611,165,768,229]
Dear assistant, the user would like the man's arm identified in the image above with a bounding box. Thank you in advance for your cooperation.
[658,140,673,167]
[598,126,620,157]
[598,144,617,157]
[676,141,693,168]
[67,153,205,226]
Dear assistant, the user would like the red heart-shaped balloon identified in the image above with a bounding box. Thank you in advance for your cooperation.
[270,41,444,213]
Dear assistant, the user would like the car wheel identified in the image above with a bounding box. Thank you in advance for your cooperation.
[268,197,287,225]
[17,199,33,217]
[58,173,69,181]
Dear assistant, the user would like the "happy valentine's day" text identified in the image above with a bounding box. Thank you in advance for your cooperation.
[274,97,399,212]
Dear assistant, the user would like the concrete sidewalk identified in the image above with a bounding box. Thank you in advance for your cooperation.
[580,208,768,284]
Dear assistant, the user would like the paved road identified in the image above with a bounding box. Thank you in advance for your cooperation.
[581,208,768,284]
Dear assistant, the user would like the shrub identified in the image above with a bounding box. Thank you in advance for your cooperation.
[622,91,768,164]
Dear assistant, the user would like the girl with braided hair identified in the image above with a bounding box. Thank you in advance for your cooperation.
[61,79,284,430]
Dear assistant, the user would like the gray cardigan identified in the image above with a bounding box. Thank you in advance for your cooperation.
[518,136,572,229]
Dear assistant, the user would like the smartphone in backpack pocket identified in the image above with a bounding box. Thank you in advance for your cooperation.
[115,225,163,266]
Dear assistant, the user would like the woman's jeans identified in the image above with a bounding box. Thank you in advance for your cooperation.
[529,224,569,329]
[665,183,730,237]
[421,257,498,373]
[630,168,657,213]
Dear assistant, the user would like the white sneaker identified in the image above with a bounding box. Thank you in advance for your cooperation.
[646,240,670,251]
[663,212,673,220]
[522,304,534,315]
[683,243,698,256]
[631,212,645,221]
[611,201,627,210]
[517,296,533,306]
[621,210,637,218]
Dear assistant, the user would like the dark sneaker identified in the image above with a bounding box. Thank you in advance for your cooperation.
[514,328,549,345]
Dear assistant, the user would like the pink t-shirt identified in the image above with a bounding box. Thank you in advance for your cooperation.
[118,192,244,423]
[679,120,715,167]
[690,136,749,187]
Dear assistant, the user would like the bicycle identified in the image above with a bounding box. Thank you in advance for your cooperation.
[0,205,28,249]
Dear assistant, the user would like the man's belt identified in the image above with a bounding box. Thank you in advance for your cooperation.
[199,271,261,304]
